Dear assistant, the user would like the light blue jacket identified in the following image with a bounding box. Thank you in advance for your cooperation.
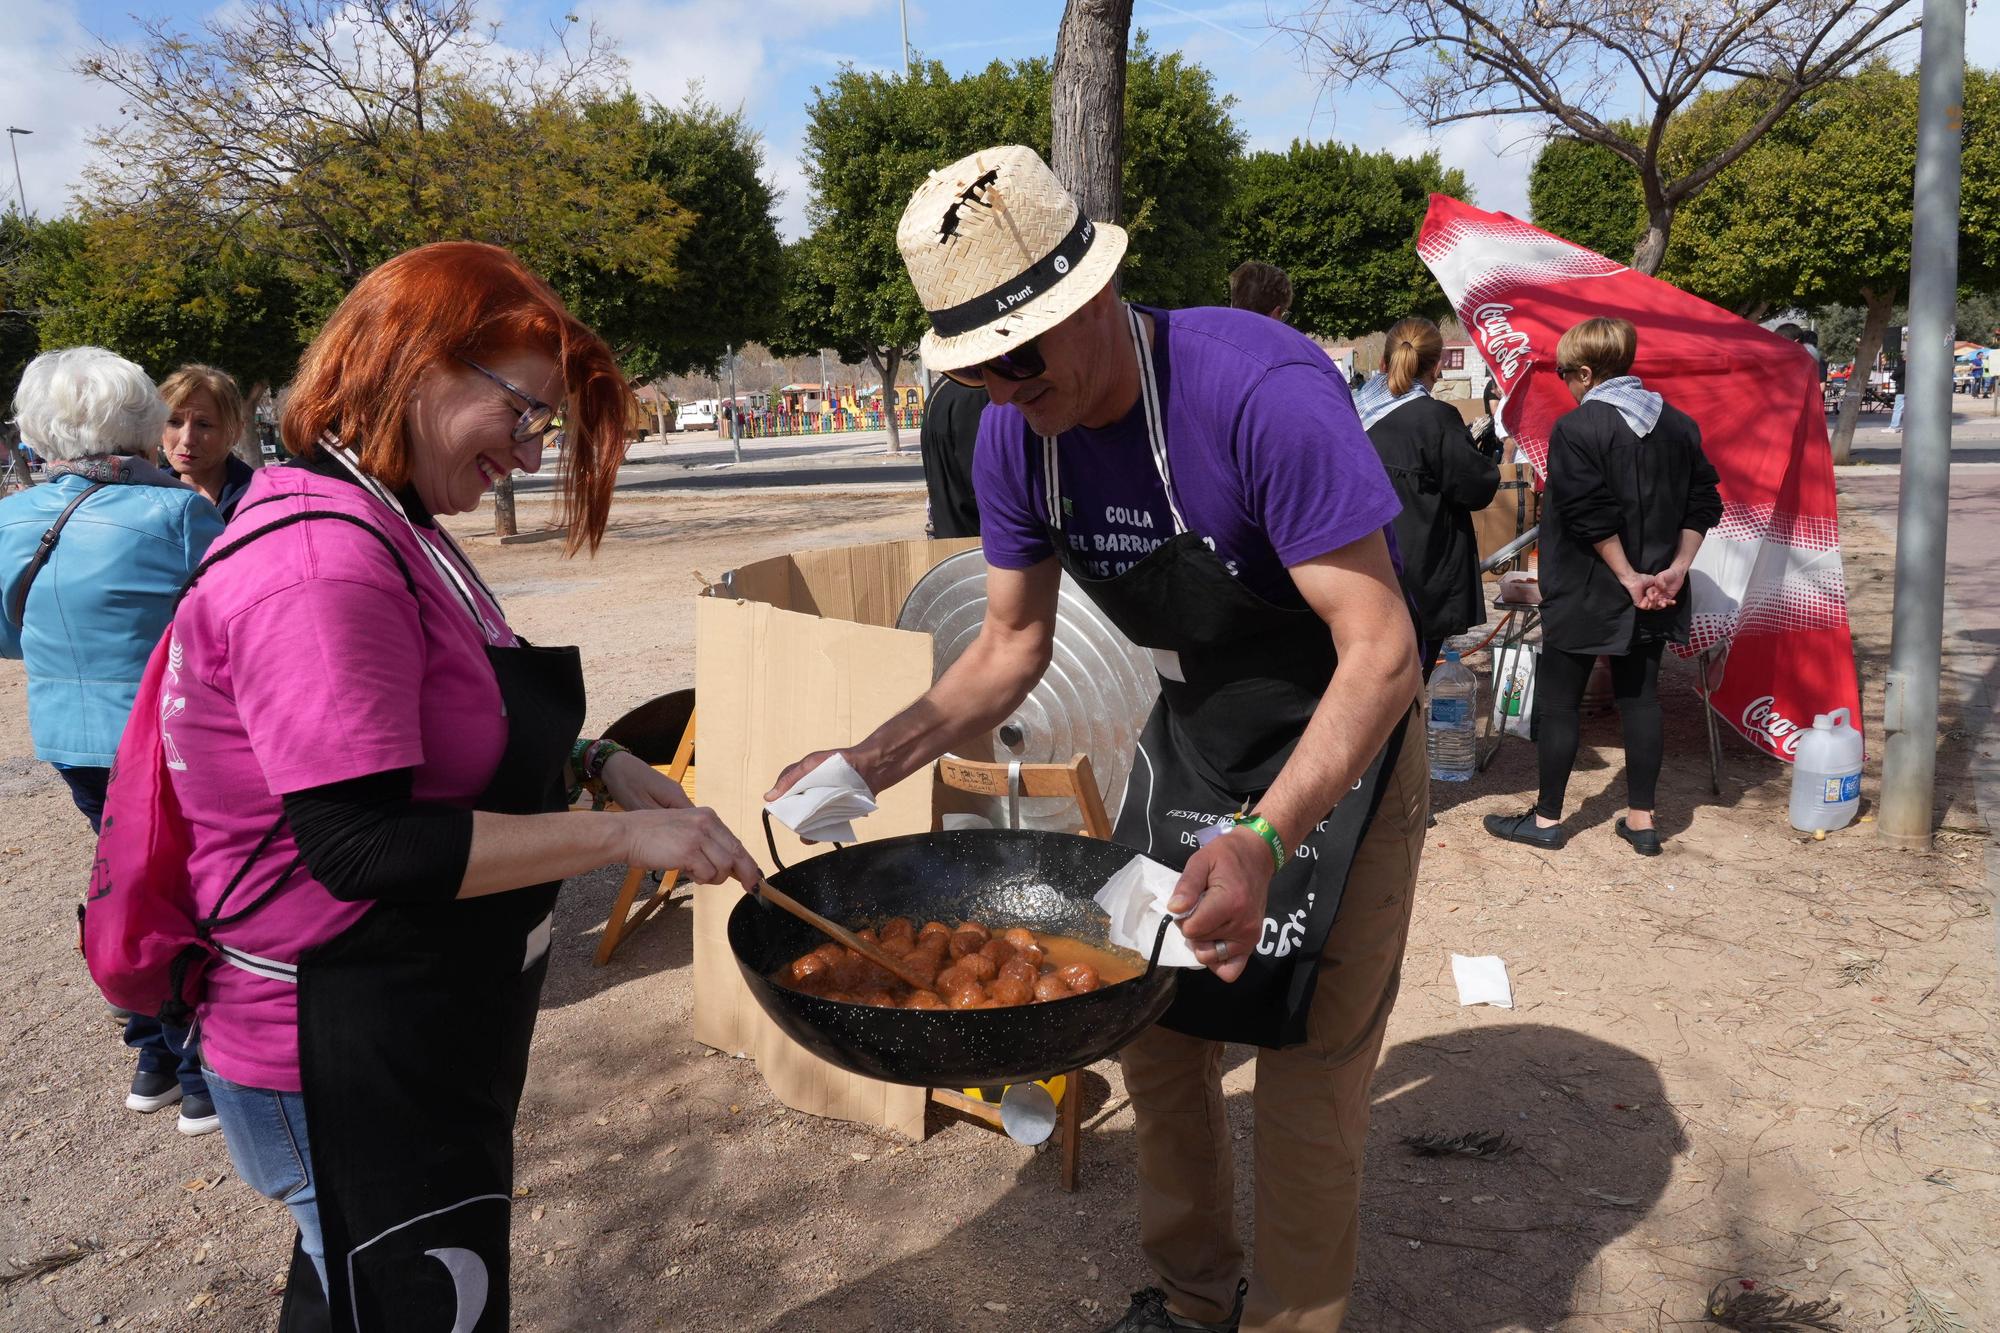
[0,475,225,766]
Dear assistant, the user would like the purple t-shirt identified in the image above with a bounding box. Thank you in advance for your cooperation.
[974,306,1402,604]
[168,466,515,1091]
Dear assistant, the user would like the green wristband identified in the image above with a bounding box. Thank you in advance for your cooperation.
[1231,814,1286,874]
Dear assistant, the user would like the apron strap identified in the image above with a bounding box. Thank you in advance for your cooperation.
[319,439,509,645]
[1038,306,1188,536]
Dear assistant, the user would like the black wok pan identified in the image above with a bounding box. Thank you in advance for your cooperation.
[728,824,1179,1087]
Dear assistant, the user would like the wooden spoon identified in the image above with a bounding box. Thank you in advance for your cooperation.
[754,878,936,995]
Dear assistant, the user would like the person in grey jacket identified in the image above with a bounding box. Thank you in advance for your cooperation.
[1,346,224,1132]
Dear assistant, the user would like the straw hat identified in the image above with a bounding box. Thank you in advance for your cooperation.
[897,145,1128,372]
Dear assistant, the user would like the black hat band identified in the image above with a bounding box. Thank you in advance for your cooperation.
[926,213,1096,339]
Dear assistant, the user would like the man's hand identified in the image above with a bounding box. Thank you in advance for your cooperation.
[764,749,871,803]
[1650,564,1688,607]
[1167,828,1276,983]
[600,750,692,811]
[1618,569,1662,610]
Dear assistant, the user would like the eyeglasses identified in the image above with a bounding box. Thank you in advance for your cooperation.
[456,355,564,443]
[942,337,1048,388]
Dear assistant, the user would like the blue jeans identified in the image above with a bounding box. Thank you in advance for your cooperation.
[57,764,209,1098]
[205,1069,327,1293]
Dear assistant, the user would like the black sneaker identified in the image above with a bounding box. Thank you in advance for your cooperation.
[126,1068,182,1114]
[177,1091,221,1137]
[1615,817,1664,857]
[1097,1281,1244,1332]
[1483,810,1567,850]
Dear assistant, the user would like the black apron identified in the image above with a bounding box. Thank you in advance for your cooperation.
[1045,308,1409,1049]
[276,447,585,1332]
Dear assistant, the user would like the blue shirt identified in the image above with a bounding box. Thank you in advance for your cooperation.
[0,476,224,765]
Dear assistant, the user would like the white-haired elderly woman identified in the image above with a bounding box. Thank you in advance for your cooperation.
[1,346,225,1133]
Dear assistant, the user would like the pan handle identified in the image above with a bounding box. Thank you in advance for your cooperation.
[759,809,845,880]
[1143,913,1174,980]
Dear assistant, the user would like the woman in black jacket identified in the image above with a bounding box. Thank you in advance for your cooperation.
[1485,317,1723,856]
[1357,317,1501,678]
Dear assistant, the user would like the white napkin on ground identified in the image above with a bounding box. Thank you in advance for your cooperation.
[1451,954,1514,1008]
[1093,855,1204,969]
[763,754,878,843]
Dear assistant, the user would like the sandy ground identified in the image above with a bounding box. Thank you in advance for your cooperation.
[1,485,1993,1332]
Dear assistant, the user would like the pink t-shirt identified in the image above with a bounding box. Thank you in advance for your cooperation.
[169,466,515,1091]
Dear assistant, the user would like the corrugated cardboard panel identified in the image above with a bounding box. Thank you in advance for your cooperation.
[691,593,940,1137]
[1476,462,1540,568]
[788,537,981,628]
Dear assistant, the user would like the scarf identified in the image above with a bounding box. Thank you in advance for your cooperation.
[1352,372,1429,430]
[44,455,186,489]
[1582,375,1664,436]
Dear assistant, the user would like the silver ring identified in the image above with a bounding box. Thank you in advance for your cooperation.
[1215,939,1229,964]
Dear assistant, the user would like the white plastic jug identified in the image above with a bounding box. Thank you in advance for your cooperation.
[1789,707,1862,832]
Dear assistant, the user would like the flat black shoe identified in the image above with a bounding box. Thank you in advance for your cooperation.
[1616,817,1663,856]
[1483,810,1567,850]
[1096,1282,1243,1332]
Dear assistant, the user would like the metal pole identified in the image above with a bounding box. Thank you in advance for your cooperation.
[818,349,829,429]
[1878,0,1966,850]
[727,345,742,465]
[6,128,30,217]
[899,0,910,75]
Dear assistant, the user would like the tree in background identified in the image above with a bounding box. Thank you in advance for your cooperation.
[1278,0,1918,274]
[77,0,700,531]
[560,94,785,383]
[1052,0,1136,225]
[1661,65,1999,461]
[1226,140,1467,339]
[1527,131,1643,263]
[786,42,1239,452]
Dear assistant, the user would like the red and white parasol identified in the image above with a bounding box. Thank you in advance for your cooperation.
[1417,194,1860,763]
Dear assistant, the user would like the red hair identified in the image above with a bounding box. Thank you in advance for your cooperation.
[282,242,627,553]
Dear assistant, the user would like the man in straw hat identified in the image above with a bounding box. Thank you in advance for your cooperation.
[768,145,1426,1333]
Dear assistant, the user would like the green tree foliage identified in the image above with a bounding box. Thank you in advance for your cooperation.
[1527,133,1643,263]
[1226,140,1469,339]
[785,38,1242,451]
[554,94,783,382]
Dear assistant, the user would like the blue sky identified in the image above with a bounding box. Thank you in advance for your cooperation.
[6,0,1990,241]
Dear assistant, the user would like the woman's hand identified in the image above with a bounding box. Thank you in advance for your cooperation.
[619,807,761,888]
[600,750,691,811]
[1618,569,1661,610]
[1650,564,1688,607]
[1167,829,1276,983]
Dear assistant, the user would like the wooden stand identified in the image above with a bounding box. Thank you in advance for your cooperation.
[927,753,1112,1192]
[594,713,697,966]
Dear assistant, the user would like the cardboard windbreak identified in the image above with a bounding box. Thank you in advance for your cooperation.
[1475,461,1539,573]
[692,538,980,1138]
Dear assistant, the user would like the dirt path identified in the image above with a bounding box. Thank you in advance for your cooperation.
[2,488,1992,1331]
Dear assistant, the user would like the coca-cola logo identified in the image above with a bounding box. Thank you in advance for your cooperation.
[1472,302,1532,382]
[1741,695,1805,756]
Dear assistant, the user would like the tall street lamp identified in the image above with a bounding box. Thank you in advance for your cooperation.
[6,127,30,217]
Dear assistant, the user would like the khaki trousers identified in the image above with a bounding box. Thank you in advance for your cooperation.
[1118,711,1428,1333]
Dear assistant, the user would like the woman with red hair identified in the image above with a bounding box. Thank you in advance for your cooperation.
[163,242,758,1329]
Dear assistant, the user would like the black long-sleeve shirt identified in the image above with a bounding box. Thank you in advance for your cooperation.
[1540,398,1723,655]
[1365,396,1501,641]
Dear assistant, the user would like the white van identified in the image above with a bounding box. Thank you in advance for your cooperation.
[677,399,718,430]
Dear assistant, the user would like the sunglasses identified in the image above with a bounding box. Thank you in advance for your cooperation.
[942,337,1048,388]
[1554,363,1586,380]
[456,355,565,444]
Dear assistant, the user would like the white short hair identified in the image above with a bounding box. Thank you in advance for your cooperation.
[12,347,169,461]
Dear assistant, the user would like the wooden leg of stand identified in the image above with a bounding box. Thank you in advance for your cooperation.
[594,864,650,966]
[1059,1069,1083,1192]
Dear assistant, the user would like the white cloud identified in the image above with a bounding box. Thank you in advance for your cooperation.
[1379,115,1541,221]
[0,0,115,218]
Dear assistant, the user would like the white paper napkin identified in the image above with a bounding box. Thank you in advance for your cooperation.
[1092,855,1204,969]
[763,754,878,843]
[1451,953,1514,1008]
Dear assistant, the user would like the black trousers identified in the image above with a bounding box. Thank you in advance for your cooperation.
[1535,641,1666,819]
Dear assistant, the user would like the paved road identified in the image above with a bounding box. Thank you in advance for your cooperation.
[514,428,925,495]
[1841,399,2000,465]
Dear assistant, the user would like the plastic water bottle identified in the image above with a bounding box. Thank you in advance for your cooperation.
[1426,648,1479,781]
[1789,707,1863,832]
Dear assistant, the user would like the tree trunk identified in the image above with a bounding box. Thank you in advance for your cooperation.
[1630,205,1673,275]
[235,383,270,469]
[1051,0,1135,224]
[1830,288,1895,466]
[492,474,517,538]
[871,347,904,455]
